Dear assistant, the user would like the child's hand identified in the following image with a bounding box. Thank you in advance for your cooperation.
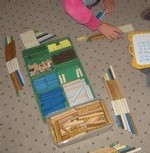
[98,22,123,41]
[102,0,116,14]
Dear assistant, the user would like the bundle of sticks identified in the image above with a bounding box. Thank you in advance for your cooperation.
[90,143,142,153]
[4,36,25,95]
[102,66,137,134]
[47,100,112,143]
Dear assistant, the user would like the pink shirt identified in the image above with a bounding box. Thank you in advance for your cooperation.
[61,0,100,31]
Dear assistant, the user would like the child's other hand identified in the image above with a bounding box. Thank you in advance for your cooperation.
[98,22,123,41]
[102,0,116,14]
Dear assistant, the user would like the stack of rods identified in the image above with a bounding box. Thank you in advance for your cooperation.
[90,143,142,153]
[102,66,137,134]
[34,30,56,44]
[47,100,112,143]
[4,36,25,95]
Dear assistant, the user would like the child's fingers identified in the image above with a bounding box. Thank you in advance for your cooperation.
[105,7,114,14]
[110,34,118,40]
[102,1,116,14]
[107,34,116,41]
[105,8,112,14]
[111,5,115,12]
[112,32,120,39]
[109,30,122,40]
[108,35,114,41]
[114,28,123,34]
[109,4,115,12]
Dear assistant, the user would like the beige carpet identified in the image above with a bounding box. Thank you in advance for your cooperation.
[1,0,150,153]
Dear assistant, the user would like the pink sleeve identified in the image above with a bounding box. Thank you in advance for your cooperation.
[61,0,100,31]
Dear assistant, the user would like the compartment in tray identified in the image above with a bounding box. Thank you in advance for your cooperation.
[47,38,72,53]
[51,48,77,65]
[31,72,68,119]
[46,99,113,147]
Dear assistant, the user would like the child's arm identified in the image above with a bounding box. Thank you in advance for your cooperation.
[61,0,122,41]
[61,0,100,31]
